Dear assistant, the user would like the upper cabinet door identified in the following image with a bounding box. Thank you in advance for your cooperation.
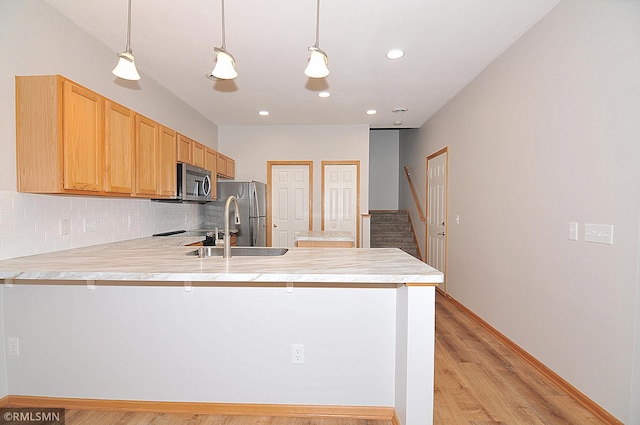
[104,100,134,194]
[62,80,103,192]
[216,152,227,177]
[158,126,177,198]
[225,156,235,179]
[134,114,159,196]
[192,142,205,168]
[204,148,218,200]
[177,134,192,164]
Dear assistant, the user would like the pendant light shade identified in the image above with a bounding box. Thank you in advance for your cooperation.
[305,0,329,78]
[112,51,140,81]
[206,0,238,80]
[304,47,329,78]
[112,0,140,81]
[209,47,237,80]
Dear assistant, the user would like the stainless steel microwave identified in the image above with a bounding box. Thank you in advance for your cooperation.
[177,163,212,203]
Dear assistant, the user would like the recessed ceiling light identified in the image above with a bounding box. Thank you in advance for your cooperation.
[366,109,377,115]
[386,49,405,60]
[392,107,408,113]
[318,91,331,98]
[258,110,269,116]
[393,120,403,126]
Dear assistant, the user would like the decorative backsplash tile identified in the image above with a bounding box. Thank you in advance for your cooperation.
[0,191,204,260]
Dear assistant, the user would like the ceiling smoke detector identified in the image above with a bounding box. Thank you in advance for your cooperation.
[392,107,408,113]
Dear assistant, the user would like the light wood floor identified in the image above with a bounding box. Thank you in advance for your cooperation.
[64,411,389,425]
[434,291,608,424]
[62,291,608,425]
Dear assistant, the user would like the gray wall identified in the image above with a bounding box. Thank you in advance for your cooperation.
[0,287,5,397]
[369,130,400,211]
[399,0,640,422]
[218,125,370,233]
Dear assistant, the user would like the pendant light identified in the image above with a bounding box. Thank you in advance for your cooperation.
[206,0,238,80]
[112,0,140,81]
[304,0,329,79]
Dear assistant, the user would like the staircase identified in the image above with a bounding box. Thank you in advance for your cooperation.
[370,210,421,260]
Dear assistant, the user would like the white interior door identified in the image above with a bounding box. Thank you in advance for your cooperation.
[427,150,448,290]
[270,164,311,247]
[323,163,359,242]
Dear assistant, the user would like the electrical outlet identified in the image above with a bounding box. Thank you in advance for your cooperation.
[292,344,304,364]
[8,338,19,356]
[60,218,71,236]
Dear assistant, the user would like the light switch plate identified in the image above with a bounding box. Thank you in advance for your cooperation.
[568,222,578,241]
[584,224,613,245]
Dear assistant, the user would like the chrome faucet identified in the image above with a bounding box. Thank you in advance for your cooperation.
[223,195,241,258]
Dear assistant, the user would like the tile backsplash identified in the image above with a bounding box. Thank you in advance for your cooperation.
[0,191,204,260]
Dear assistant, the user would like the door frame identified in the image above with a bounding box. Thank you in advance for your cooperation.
[266,161,314,247]
[426,147,449,292]
[321,160,361,247]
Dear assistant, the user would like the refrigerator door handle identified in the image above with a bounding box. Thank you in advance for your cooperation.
[252,184,259,246]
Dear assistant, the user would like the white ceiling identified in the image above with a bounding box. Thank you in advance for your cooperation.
[45,0,559,129]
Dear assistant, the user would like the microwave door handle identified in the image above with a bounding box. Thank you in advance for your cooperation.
[203,175,211,197]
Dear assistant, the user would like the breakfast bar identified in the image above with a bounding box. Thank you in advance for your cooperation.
[0,237,443,425]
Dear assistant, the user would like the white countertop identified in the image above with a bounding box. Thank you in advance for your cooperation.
[294,231,355,242]
[0,236,443,286]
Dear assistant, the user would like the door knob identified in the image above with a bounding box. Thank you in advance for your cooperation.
[273,223,278,228]
[437,231,445,236]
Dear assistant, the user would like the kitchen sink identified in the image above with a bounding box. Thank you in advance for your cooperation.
[189,246,289,257]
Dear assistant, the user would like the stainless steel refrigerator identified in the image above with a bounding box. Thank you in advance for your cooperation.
[216,181,267,246]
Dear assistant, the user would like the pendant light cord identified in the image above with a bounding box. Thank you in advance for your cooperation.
[220,0,227,50]
[125,0,132,53]
[314,0,320,48]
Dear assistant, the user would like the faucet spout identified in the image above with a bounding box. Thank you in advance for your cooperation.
[224,195,240,259]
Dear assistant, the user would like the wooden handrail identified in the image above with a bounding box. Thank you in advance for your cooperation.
[404,166,426,222]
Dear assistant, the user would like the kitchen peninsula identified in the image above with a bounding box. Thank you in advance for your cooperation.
[0,237,443,425]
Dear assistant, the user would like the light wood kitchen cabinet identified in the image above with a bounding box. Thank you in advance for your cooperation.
[192,142,205,168]
[216,152,226,176]
[204,147,218,200]
[225,156,235,179]
[16,75,105,194]
[134,114,159,196]
[158,126,177,197]
[104,100,134,194]
[176,133,192,164]
[16,74,205,200]
[216,151,235,179]
[133,116,177,198]
[62,80,103,192]
[177,133,206,168]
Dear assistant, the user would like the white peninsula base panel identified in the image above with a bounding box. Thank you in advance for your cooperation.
[0,240,442,424]
[3,283,437,424]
